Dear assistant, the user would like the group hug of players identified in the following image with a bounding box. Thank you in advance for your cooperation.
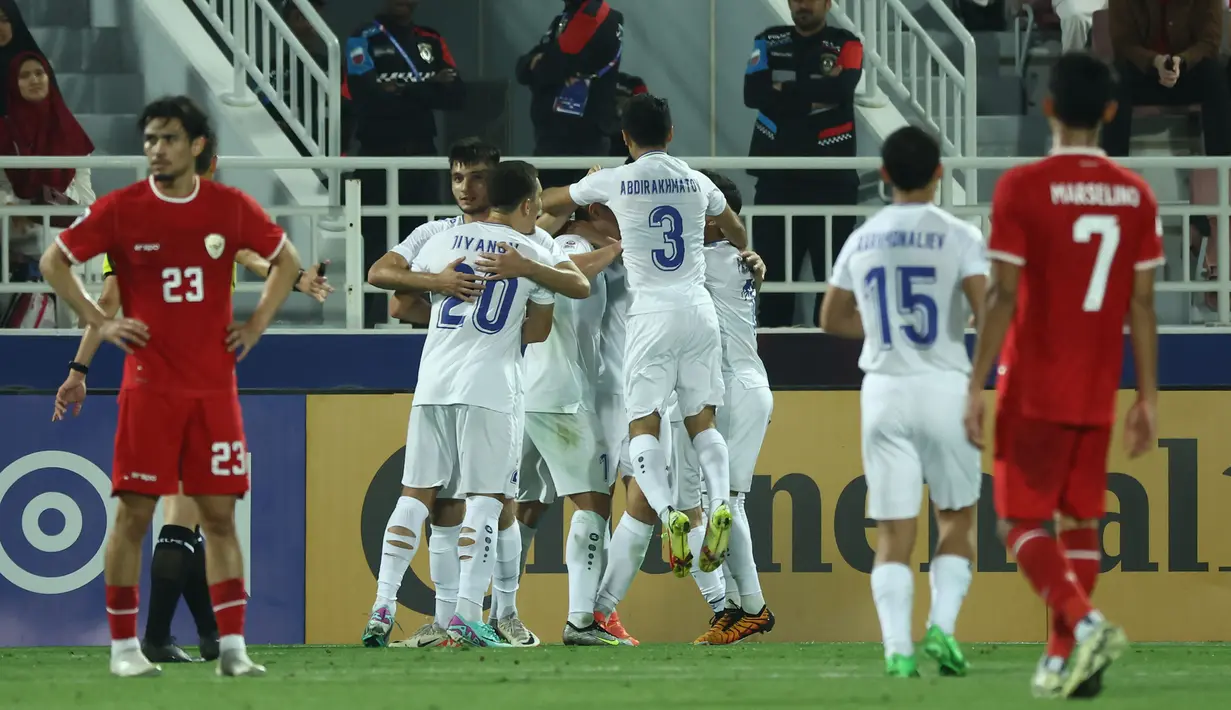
[39,51,1153,699]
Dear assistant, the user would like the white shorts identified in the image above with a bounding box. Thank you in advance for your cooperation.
[596,392,631,481]
[716,377,773,494]
[402,404,519,498]
[516,406,608,504]
[624,304,724,421]
[861,372,981,521]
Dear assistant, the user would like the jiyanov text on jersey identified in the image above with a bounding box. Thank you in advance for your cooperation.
[451,234,520,254]
[619,177,703,196]
[1049,182,1142,207]
[852,230,945,253]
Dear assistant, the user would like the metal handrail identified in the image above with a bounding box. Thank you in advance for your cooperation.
[0,155,1226,329]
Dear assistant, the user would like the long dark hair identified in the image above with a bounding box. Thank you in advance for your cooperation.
[0,0,46,114]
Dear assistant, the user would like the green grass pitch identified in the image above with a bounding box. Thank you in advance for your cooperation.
[3,643,1230,709]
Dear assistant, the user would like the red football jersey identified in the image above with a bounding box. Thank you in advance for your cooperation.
[989,148,1164,426]
[56,176,286,395]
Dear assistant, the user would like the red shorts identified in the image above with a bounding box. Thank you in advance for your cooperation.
[993,411,1111,521]
[112,388,250,498]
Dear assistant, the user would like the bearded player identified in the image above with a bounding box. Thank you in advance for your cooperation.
[965,53,1161,698]
[39,95,302,678]
[52,147,330,665]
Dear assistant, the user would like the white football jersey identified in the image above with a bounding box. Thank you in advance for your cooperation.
[391,216,463,263]
[392,218,569,267]
[523,234,608,412]
[831,203,989,377]
[704,241,768,388]
[411,222,556,413]
[569,152,727,316]
[596,261,628,396]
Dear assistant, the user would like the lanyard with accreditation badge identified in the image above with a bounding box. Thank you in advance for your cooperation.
[373,21,424,82]
[552,12,622,117]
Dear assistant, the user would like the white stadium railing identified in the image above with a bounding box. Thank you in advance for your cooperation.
[191,0,343,198]
[0,155,1228,333]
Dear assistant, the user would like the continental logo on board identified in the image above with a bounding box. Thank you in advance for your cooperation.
[303,392,1231,644]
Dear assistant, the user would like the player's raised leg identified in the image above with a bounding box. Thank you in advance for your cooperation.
[682,408,732,574]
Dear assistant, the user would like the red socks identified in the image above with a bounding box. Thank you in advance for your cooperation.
[1047,528,1101,658]
[209,578,248,638]
[1006,524,1093,632]
[106,585,139,641]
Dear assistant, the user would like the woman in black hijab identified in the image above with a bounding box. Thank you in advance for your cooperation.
[0,0,43,115]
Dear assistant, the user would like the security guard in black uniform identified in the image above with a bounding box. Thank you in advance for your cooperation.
[517,0,624,189]
[744,0,862,327]
[347,0,464,327]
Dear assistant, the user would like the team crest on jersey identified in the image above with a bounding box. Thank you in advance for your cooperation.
[819,53,838,75]
[204,234,225,260]
[418,42,433,62]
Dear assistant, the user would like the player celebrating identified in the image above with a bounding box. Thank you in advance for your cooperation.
[821,126,986,677]
[965,52,1160,698]
[540,93,747,580]
[368,161,558,649]
[51,148,330,665]
[516,222,623,646]
[39,95,302,677]
[364,141,591,649]
[685,170,775,645]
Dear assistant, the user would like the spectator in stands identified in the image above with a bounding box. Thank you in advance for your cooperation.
[0,52,94,283]
[517,0,624,189]
[744,0,862,327]
[1102,0,1230,158]
[0,0,40,115]
[1054,0,1108,51]
[347,0,464,328]
[610,72,647,158]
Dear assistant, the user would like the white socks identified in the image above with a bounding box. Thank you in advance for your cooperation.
[566,509,607,627]
[927,554,972,635]
[595,514,653,615]
[722,561,739,608]
[429,524,460,628]
[375,496,430,608]
[628,434,673,522]
[871,562,915,659]
[492,523,522,621]
[726,494,764,613]
[688,520,726,612]
[691,428,731,512]
[455,496,504,621]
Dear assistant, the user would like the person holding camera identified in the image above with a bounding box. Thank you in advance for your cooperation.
[1101,0,1230,158]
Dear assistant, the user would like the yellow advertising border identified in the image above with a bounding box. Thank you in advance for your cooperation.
[304,391,1231,644]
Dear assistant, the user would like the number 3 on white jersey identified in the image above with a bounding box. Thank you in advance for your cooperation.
[1073,214,1119,312]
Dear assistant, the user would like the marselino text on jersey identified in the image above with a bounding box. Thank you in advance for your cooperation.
[1049,182,1142,207]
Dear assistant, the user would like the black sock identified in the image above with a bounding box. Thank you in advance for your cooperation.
[182,530,218,638]
[144,525,194,645]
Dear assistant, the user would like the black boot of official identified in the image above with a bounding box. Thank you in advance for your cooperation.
[143,525,199,662]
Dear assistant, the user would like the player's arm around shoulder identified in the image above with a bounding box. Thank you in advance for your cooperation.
[818,239,863,337]
[558,231,621,282]
[475,239,590,299]
[522,273,557,345]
